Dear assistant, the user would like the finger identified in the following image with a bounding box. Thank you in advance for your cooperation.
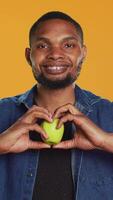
[21,105,52,120]
[57,113,75,128]
[53,139,75,149]
[74,115,103,134]
[28,140,51,149]
[27,105,52,116]
[28,124,49,139]
[53,103,81,119]
[7,121,49,140]
[21,111,53,124]
[73,115,106,146]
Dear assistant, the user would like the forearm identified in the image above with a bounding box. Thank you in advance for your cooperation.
[101,133,113,153]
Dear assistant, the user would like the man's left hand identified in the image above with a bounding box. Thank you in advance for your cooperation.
[52,103,109,151]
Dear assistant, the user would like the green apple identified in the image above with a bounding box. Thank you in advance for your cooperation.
[41,118,64,145]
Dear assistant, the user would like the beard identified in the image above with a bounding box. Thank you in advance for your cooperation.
[33,73,75,90]
[32,63,82,90]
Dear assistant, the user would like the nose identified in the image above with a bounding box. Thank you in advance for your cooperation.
[47,46,65,60]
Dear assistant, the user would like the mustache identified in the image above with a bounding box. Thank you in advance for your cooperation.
[40,61,72,67]
[40,60,72,67]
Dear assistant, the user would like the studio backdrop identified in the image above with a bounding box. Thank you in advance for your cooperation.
[0,0,113,100]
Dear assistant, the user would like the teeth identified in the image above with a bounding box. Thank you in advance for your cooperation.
[47,66,65,70]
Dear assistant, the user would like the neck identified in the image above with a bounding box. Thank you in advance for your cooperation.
[34,83,76,115]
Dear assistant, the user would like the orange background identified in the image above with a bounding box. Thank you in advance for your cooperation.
[0,0,113,100]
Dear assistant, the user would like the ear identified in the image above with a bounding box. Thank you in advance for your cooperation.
[25,48,32,66]
[81,45,87,62]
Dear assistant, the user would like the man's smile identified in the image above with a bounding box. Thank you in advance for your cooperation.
[41,62,72,75]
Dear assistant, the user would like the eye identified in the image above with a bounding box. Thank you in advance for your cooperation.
[36,43,48,49]
[64,43,76,49]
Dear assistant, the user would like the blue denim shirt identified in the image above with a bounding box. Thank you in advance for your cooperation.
[0,84,113,200]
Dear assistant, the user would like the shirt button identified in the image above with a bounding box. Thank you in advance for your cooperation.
[27,171,33,177]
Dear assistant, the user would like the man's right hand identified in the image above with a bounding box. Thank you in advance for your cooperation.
[0,105,52,154]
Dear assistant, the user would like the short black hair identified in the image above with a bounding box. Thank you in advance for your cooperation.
[29,11,84,47]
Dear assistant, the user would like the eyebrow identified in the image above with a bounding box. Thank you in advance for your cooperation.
[35,36,79,43]
[35,37,51,43]
[62,36,79,42]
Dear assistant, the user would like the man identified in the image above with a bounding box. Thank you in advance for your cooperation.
[0,11,113,200]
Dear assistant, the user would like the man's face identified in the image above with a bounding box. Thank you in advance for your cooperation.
[26,19,86,89]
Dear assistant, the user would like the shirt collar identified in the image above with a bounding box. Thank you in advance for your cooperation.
[17,85,37,109]
[75,85,100,114]
[16,84,101,114]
